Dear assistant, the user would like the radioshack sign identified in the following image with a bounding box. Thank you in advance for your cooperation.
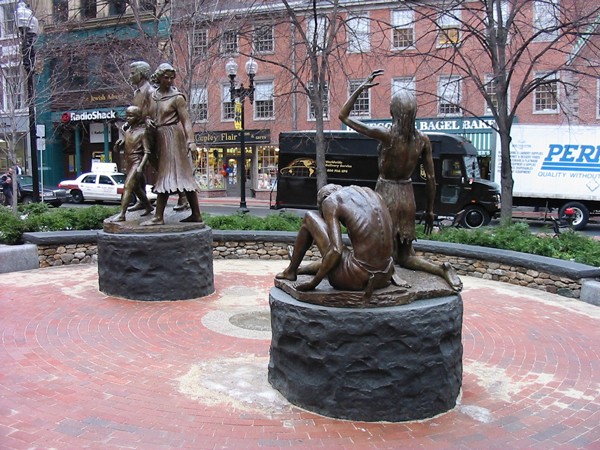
[61,110,118,123]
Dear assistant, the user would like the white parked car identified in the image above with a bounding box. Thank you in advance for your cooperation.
[58,172,157,204]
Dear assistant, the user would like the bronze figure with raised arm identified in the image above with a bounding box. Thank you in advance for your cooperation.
[339,70,462,292]
[276,184,396,296]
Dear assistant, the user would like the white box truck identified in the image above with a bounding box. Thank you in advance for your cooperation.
[494,124,600,229]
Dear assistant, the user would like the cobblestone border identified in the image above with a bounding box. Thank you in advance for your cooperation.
[19,229,600,301]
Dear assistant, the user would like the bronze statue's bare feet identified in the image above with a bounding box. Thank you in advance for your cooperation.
[140,217,164,226]
[442,262,463,292]
[293,279,317,291]
[140,207,153,217]
[128,202,146,212]
[391,272,411,289]
[180,215,202,223]
[276,268,297,281]
[112,215,126,222]
[173,202,190,212]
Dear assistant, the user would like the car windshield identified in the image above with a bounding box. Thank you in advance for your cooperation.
[112,174,126,184]
[464,156,481,179]
[18,175,33,185]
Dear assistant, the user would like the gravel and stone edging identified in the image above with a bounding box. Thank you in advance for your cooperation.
[4,229,599,306]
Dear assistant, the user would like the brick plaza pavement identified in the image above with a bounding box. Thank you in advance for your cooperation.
[0,260,598,449]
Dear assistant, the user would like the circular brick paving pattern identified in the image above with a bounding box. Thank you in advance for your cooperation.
[0,260,598,449]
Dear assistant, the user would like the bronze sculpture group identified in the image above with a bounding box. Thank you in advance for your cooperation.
[114,61,202,225]
[115,63,460,296]
[277,69,462,297]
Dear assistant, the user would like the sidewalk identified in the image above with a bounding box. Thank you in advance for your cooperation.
[0,261,598,449]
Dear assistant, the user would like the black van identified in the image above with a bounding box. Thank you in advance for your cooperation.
[273,130,501,228]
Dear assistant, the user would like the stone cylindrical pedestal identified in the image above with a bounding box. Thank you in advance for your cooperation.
[268,287,463,422]
[98,228,214,301]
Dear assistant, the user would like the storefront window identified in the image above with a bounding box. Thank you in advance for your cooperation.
[257,145,278,190]
[196,147,226,191]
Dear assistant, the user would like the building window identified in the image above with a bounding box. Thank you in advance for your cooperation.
[438,76,461,116]
[533,72,558,113]
[391,10,414,49]
[253,24,274,54]
[190,86,208,123]
[484,75,498,113]
[392,77,415,97]
[2,66,24,111]
[222,85,235,121]
[308,82,329,120]
[0,1,16,38]
[109,0,126,16]
[348,79,370,117]
[347,13,370,53]
[192,29,208,58]
[53,0,68,23]
[221,30,238,55]
[306,15,328,53]
[534,0,559,41]
[81,0,97,19]
[254,81,274,119]
[140,0,156,13]
[438,9,461,46]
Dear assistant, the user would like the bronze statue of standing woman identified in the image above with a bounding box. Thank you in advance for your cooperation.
[141,63,202,226]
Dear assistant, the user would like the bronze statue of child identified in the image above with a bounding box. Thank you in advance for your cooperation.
[113,105,154,222]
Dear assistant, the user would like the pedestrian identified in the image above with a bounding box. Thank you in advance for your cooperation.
[1,167,14,206]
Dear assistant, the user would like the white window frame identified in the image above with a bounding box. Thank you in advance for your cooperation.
[347,13,370,54]
[190,86,208,123]
[308,82,330,121]
[306,14,328,53]
[0,0,16,39]
[221,29,238,55]
[253,24,274,54]
[437,9,461,47]
[392,77,415,98]
[253,80,274,120]
[348,79,371,118]
[438,75,462,116]
[192,28,208,58]
[221,84,235,121]
[484,74,505,114]
[391,9,414,49]
[1,64,25,111]
[533,72,559,114]
[534,0,559,41]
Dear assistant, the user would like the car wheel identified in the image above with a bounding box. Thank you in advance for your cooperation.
[71,190,84,204]
[460,205,490,229]
[50,201,62,208]
[21,195,33,204]
[559,202,589,231]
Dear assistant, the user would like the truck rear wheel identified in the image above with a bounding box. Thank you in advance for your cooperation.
[559,202,589,231]
[460,205,490,229]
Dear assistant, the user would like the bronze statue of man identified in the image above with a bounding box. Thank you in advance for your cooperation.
[339,70,462,292]
[276,184,395,295]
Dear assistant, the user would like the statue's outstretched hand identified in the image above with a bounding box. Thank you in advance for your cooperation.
[424,212,435,235]
[363,69,384,89]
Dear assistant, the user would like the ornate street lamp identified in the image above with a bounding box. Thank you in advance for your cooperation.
[226,57,258,212]
[15,1,39,202]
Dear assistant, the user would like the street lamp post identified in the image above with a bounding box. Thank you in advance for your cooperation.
[226,57,258,212]
[15,1,39,203]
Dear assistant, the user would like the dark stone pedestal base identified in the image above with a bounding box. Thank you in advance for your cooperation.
[268,288,463,422]
[98,228,214,301]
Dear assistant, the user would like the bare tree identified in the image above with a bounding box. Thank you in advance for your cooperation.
[391,0,600,224]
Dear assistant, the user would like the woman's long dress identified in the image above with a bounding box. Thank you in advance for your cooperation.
[152,89,200,194]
